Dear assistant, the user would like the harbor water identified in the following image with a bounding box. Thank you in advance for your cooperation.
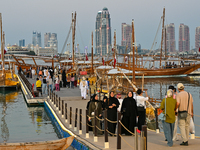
[0,89,59,143]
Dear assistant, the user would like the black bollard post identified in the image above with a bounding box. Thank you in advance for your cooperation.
[56,95,58,108]
[86,109,89,138]
[142,125,147,150]
[74,108,78,131]
[65,103,67,123]
[117,112,121,150]
[69,107,72,128]
[155,108,159,133]
[104,109,109,148]
[79,109,82,134]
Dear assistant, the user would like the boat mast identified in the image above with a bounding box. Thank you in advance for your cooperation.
[91,32,93,73]
[165,27,167,60]
[132,20,135,83]
[72,11,76,69]
[160,8,165,68]
[0,13,5,81]
[114,30,116,67]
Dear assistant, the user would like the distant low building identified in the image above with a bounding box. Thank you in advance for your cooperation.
[6,44,34,55]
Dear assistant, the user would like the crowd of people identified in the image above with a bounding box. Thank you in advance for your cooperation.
[87,89,149,136]
[87,83,194,147]
[23,66,81,96]
[24,66,195,147]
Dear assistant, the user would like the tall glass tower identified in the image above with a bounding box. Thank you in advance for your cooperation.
[32,31,37,46]
[37,32,42,47]
[95,7,111,56]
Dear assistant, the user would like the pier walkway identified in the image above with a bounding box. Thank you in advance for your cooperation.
[26,77,200,150]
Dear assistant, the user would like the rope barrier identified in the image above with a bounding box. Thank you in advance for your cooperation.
[95,116,104,121]
[87,123,94,128]
[194,124,200,127]
[81,121,86,125]
[119,121,135,136]
[106,129,117,136]
[106,118,117,123]
[119,134,134,149]
[87,115,94,118]
[194,114,200,118]
[96,126,104,132]
[80,114,86,118]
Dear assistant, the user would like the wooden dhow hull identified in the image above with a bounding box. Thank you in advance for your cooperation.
[0,136,74,150]
[119,63,200,77]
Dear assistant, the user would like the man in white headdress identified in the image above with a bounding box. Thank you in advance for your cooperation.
[80,76,88,100]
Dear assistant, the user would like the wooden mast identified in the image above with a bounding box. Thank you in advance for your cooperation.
[160,8,165,68]
[91,32,93,73]
[132,20,135,83]
[165,27,167,60]
[72,11,76,69]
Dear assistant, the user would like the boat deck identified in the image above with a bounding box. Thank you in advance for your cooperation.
[24,76,200,149]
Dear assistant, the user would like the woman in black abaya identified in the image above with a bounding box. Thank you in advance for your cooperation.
[121,91,138,135]
[62,69,66,87]
[107,91,119,135]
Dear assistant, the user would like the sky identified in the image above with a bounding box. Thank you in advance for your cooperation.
[0,0,200,53]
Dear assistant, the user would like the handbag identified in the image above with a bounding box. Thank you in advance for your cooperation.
[178,92,190,119]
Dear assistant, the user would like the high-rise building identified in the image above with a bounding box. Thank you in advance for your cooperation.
[48,33,58,53]
[165,23,176,52]
[195,26,200,50]
[95,7,111,55]
[32,31,37,46]
[179,24,190,52]
[36,32,42,47]
[44,32,51,47]
[121,23,132,51]
[19,39,25,47]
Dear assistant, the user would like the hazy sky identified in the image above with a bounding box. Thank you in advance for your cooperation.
[0,0,200,53]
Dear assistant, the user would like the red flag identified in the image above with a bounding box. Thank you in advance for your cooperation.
[0,47,7,59]
[199,47,200,52]
[86,55,88,61]
[112,48,113,51]
[125,56,127,62]
[102,57,105,66]
[113,55,116,68]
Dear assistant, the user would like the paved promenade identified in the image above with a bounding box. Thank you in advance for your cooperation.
[28,77,200,150]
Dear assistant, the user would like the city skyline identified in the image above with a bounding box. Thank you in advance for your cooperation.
[1,0,200,53]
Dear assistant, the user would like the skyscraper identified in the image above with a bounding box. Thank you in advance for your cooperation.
[195,26,200,50]
[165,23,175,52]
[32,31,37,46]
[121,23,132,50]
[48,33,58,52]
[19,39,25,47]
[95,7,111,55]
[37,32,42,47]
[179,24,190,52]
[44,32,51,47]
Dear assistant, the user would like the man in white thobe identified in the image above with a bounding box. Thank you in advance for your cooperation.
[80,77,88,100]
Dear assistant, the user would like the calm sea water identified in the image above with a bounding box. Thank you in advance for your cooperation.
[0,89,59,143]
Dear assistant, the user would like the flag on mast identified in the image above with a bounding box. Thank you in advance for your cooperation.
[0,47,7,59]
[85,46,88,61]
[113,55,116,68]
[102,57,104,66]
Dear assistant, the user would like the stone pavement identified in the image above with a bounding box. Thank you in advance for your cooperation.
[27,77,200,150]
